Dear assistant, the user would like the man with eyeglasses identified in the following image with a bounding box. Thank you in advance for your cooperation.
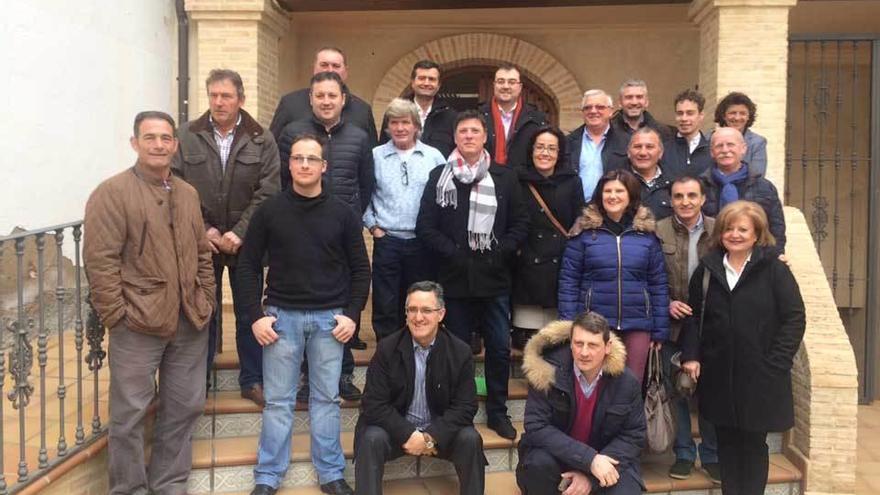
[479,64,547,167]
[566,89,630,201]
[237,133,370,495]
[354,281,486,495]
[365,98,446,341]
[278,70,375,399]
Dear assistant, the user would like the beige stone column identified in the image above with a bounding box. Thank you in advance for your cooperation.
[185,0,288,127]
[689,0,796,189]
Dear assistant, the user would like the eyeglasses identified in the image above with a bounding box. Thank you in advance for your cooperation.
[534,145,559,154]
[400,162,409,186]
[405,307,443,316]
[290,154,324,166]
[582,105,610,112]
[494,79,521,86]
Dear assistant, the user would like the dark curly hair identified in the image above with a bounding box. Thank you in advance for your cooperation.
[525,125,568,171]
[714,91,757,130]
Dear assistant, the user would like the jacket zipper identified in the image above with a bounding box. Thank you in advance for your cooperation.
[585,287,593,311]
[616,235,622,330]
[643,288,651,319]
[138,222,148,257]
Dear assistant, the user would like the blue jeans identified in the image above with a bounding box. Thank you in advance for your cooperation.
[444,295,511,419]
[370,235,435,340]
[208,260,263,389]
[254,306,345,488]
[662,343,718,464]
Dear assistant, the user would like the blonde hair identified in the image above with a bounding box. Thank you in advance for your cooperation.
[711,200,776,249]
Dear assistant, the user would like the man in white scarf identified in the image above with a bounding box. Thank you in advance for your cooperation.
[416,110,530,441]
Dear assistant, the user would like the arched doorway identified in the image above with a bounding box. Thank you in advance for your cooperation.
[372,33,582,132]
[400,65,559,127]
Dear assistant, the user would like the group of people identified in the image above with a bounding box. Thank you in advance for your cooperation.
[81,44,806,495]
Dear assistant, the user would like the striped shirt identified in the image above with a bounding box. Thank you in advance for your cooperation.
[406,339,435,429]
[210,113,242,172]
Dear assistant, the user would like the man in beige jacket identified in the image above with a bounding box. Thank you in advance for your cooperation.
[84,111,215,495]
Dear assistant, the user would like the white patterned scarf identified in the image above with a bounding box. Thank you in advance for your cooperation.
[435,149,498,251]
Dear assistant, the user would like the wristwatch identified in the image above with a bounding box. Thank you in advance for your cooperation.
[420,430,435,450]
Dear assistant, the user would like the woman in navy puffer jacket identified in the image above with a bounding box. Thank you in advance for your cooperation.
[558,169,669,384]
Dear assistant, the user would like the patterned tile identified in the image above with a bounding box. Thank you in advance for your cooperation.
[418,456,457,478]
[766,432,783,454]
[485,448,512,472]
[188,465,253,493]
[763,483,792,495]
[194,412,262,439]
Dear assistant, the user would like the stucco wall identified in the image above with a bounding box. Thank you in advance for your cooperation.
[278,5,700,131]
[0,1,178,235]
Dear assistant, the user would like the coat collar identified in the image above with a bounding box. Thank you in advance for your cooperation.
[188,108,265,139]
[702,245,775,291]
[569,204,655,237]
[521,320,627,393]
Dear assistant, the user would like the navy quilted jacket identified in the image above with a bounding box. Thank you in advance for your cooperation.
[278,117,375,214]
[557,205,669,341]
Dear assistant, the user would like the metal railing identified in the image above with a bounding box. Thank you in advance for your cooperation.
[0,221,107,493]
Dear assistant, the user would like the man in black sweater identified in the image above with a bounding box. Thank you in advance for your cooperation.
[237,134,370,495]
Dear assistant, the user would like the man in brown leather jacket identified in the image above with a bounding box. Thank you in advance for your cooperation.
[84,111,215,495]
[654,176,720,483]
[173,69,280,406]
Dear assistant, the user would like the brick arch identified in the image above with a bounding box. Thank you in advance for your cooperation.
[371,33,584,133]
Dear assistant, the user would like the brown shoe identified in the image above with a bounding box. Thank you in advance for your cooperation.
[240,384,265,407]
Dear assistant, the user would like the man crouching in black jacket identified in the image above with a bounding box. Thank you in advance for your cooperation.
[354,281,486,495]
[517,312,646,495]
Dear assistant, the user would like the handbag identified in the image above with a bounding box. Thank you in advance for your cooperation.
[672,268,711,396]
[644,346,675,454]
[527,183,570,237]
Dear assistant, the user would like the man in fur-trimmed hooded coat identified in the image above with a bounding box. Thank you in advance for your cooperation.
[516,314,646,495]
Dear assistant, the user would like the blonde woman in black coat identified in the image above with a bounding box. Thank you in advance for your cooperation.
[680,200,805,495]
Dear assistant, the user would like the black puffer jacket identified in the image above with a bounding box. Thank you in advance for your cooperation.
[478,102,547,168]
[269,86,377,146]
[512,165,584,308]
[379,98,456,159]
[610,109,675,142]
[278,117,375,214]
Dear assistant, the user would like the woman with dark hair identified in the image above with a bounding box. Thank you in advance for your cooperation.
[680,200,805,495]
[557,169,669,384]
[511,126,585,349]
[714,92,768,176]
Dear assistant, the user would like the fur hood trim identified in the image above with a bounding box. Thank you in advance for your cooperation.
[522,320,628,392]
[569,204,656,237]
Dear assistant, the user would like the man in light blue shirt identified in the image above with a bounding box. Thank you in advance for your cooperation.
[566,89,629,201]
[364,98,446,339]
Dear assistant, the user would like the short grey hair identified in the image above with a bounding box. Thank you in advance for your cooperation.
[619,79,648,95]
[384,98,423,137]
[581,89,613,109]
[406,281,445,308]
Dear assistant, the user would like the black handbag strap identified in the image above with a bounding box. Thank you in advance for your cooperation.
[698,268,710,339]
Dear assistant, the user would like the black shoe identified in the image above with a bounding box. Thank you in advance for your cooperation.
[488,415,517,440]
[340,374,362,401]
[470,333,483,355]
[349,336,368,350]
[668,459,694,479]
[296,374,310,403]
[240,383,266,408]
[250,484,277,495]
[702,462,722,485]
[320,479,354,495]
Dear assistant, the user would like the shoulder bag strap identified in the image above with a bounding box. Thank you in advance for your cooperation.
[699,268,711,339]
[527,183,569,237]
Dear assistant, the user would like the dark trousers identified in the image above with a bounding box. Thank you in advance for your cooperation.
[371,235,434,340]
[208,260,263,389]
[354,425,485,495]
[516,448,642,495]
[443,296,510,419]
[715,425,769,495]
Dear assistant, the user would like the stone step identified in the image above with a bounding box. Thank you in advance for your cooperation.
[188,422,521,493]
[196,380,529,438]
[190,436,801,494]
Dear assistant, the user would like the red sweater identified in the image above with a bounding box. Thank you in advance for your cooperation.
[569,374,603,444]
